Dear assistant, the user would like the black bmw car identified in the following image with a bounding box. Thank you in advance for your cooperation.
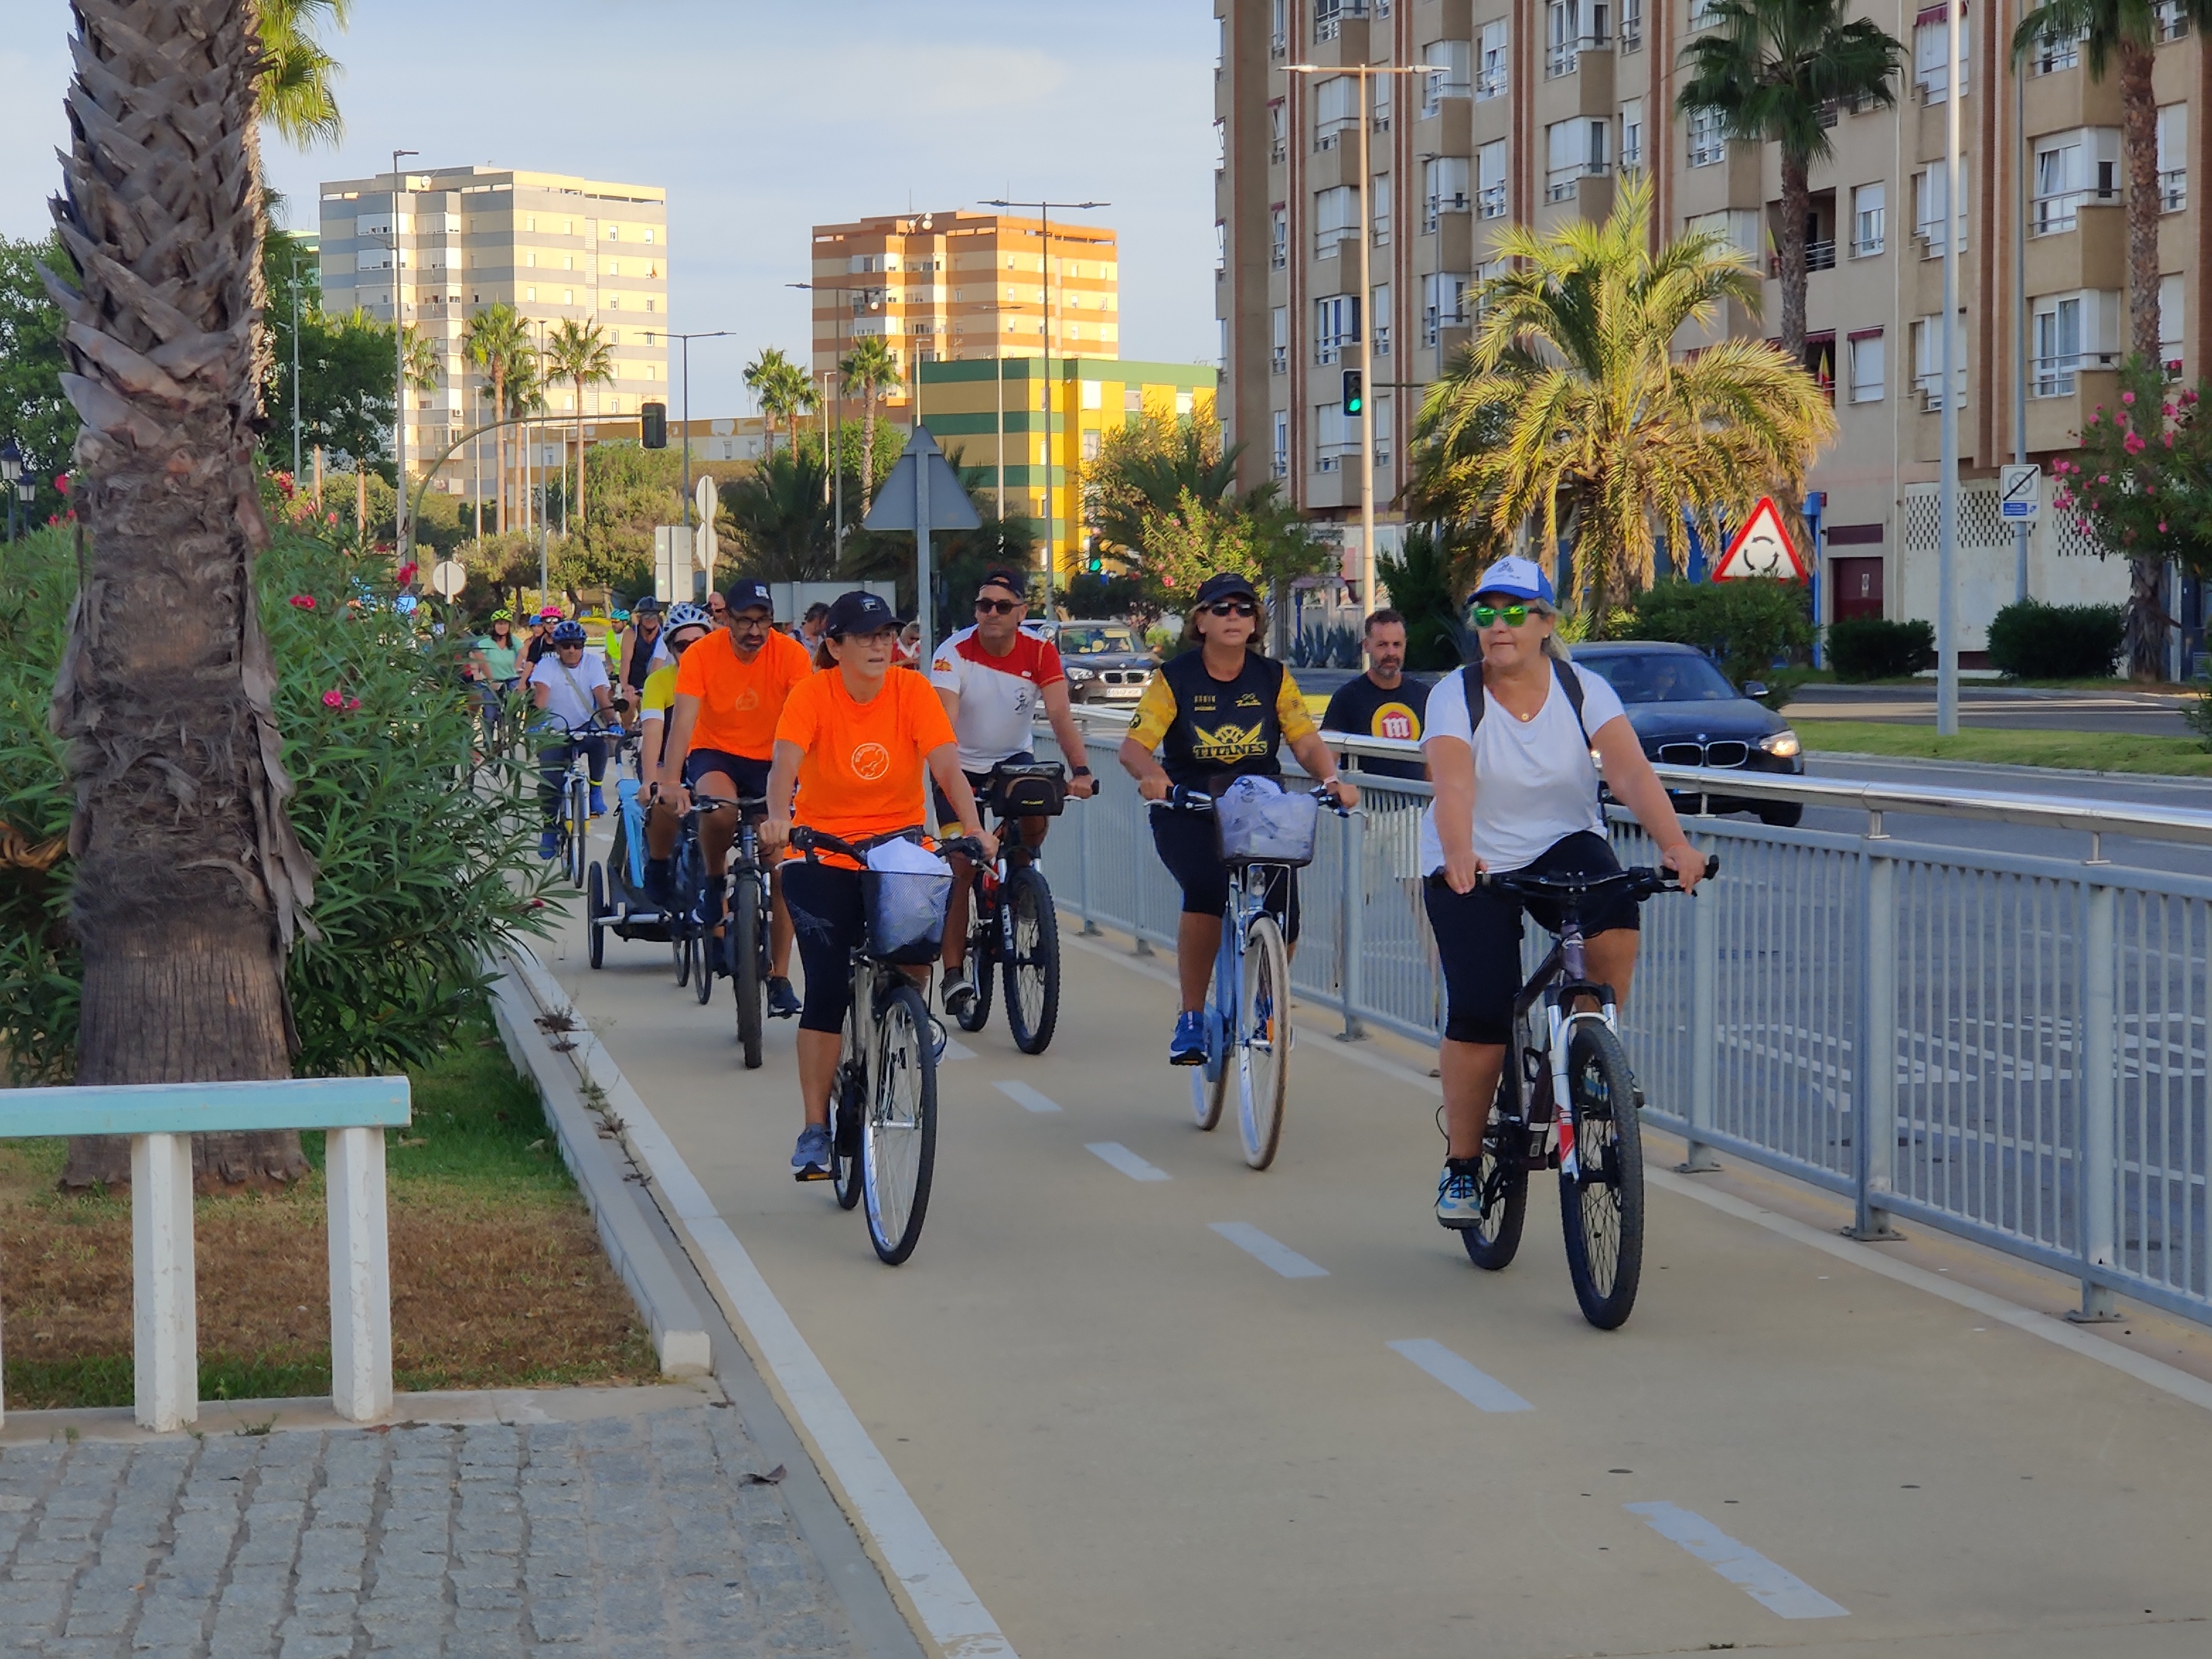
[1571,641,1806,827]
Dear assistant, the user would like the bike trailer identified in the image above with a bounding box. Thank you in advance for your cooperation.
[614,778,649,890]
[863,837,955,964]
[1214,775,1319,868]
[989,761,1067,817]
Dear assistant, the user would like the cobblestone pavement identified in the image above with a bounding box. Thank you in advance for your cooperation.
[0,1401,859,1658]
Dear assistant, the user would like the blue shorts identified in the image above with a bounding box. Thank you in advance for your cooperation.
[683,749,771,804]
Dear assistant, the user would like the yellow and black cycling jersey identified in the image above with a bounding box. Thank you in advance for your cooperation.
[1126,649,1316,789]
[638,662,678,722]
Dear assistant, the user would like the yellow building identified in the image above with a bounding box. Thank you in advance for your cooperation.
[917,359,1218,584]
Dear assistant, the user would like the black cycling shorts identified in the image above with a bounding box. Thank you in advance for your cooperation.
[1423,830,1637,1046]
[683,748,771,804]
[779,860,864,1034]
[1150,805,1300,945]
[931,750,1033,833]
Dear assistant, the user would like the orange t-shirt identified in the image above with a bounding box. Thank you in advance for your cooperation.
[673,628,814,759]
[776,666,956,853]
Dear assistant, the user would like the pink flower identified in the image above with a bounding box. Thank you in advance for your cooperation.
[2186,389,2200,405]
[394,561,419,586]
[321,689,343,708]
[2164,432,2175,448]
[2099,474,2110,484]
[326,510,339,524]
[344,695,361,711]
[54,474,68,493]
[2164,404,2177,417]
[289,594,316,609]
[2160,522,2169,533]
[2124,432,2147,455]
[2123,391,2136,405]
[2087,410,2102,426]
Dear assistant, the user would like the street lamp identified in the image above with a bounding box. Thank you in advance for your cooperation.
[980,198,1109,617]
[791,281,882,558]
[1284,62,1429,663]
[665,330,734,597]
[390,148,417,558]
[1,439,21,542]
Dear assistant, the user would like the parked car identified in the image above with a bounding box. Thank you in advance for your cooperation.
[1027,619,1160,705]
[1570,641,1806,827]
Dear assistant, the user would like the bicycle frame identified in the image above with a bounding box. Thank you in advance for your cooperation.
[1504,918,1621,1184]
[1202,864,1276,1081]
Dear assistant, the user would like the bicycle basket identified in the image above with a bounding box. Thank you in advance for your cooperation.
[862,839,954,964]
[1214,775,1319,868]
[990,761,1066,818]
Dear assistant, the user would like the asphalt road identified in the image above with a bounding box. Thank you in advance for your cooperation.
[1787,681,2195,737]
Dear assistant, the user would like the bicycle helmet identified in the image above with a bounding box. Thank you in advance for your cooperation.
[550,620,589,646]
[664,601,711,632]
[538,605,564,621]
[490,607,512,622]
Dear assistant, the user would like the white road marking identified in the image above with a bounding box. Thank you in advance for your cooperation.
[1208,1222,1328,1278]
[1625,1501,1848,1620]
[941,1036,977,1062]
[994,1080,1063,1114]
[1085,1142,1170,1182]
[1387,1339,1534,1413]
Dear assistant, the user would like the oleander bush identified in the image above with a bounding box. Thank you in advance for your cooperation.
[1826,617,1936,682]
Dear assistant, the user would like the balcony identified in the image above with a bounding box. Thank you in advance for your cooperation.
[1475,66,1507,101]
[1547,162,1610,203]
[1767,239,1837,276]
[2032,346,2121,398]
[1477,183,1507,219]
[1687,134,1725,167]
[1546,30,1609,79]
[2031,184,2120,237]
[1315,117,1357,153]
[1422,306,1469,347]
[1373,323,1391,356]
[1272,346,1288,374]
[1314,0,1370,42]
[1424,191,1470,234]
[2165,168,2188,211]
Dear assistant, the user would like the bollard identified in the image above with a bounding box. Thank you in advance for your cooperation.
[1850,838,1902,1240]
[1337,808,1368,1041]
[131,1131,198,1431]
[327,1124,396,1419]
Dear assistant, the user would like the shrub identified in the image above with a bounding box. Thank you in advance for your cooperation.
[1624,579,1814,705]
[1826,617,1936,682]
[0,525,552,1082]
[1985,599,2125,680]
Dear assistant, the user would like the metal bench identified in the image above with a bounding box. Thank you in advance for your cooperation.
[0,1077,411,1432]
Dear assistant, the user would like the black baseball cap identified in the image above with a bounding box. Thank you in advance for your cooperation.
[633,595,663,614]
[1193,571,1259,608]
[977,567,1025,599]
[724,577,774,616]
[823,590,897,638]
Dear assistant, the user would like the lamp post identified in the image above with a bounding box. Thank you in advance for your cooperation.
[1,439,21,542]
[290,247,304,487]
[390,148,417,557]
[980,198,1109,617]
[1285,62,1429,663]
[790,282,880,558]
[1936,5,1960,735]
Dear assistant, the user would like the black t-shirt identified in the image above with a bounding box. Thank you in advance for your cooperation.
[1321,672,1433,780]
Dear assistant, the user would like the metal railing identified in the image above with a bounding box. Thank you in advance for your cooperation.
[1046,709,2212,1331]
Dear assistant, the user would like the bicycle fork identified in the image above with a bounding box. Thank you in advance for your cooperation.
[1544,999,1618,1183]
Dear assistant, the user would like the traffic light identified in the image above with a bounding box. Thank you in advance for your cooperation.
[1341,369,1363,417]
[640,401,668,449]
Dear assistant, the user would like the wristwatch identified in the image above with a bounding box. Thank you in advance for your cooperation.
[1071,765,1093,778]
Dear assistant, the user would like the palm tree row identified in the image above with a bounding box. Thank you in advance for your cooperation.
[743,347,815,458]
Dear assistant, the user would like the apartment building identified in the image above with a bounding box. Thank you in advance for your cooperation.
[916,359,1218,578]
[1216,0,2200,648]
[318,166,671,499]
[807,211,1120,419]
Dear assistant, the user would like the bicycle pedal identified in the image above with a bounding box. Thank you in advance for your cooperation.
[793,1164,832,1183]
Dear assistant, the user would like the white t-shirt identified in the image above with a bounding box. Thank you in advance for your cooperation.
[928,625,1066,773]
[1417,662,1627,876]
[529,651,611,731]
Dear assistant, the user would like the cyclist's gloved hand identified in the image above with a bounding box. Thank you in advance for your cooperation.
[1321,776,1359,811]
[1660,842,1708,894]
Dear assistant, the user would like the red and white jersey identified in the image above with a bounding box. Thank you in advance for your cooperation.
[928,626,1065,771]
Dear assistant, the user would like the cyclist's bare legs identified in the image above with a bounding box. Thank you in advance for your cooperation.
[769,869,794,978]
[645,798,680,860]
[942,849,979,975]
[1176,912,1223,1012]
[693,767,739,879]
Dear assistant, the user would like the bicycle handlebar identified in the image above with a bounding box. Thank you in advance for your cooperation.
[1149,781,1352,817]
[789,826,984,865]
[1476,855,1720,905]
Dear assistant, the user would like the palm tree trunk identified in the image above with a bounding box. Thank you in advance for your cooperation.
[573,376,586,526]
[492,367,507,534]
[2118,41,2169,679]
[49,0,316,1189]
[1778,150,1811,370]
[354,466,367,546]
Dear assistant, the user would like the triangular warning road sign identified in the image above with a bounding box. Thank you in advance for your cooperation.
[1711,497,1808,581]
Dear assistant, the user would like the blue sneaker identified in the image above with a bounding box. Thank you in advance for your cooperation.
[792,1124,832,1181]
[538,830,559,861]
[1436,1159,1485,1229]
[1169,1010,1206,1067]
[590,785,607,817]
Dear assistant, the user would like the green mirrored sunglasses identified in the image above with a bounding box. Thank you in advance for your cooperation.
[1469,602,1530,628]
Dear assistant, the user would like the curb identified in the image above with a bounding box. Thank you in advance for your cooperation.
[486,957,712,1376]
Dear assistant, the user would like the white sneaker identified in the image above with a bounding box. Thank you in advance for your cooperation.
[1435,1160,1485,1229]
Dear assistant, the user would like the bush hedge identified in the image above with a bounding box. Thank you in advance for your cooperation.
[1624,579,1814,704]
[1986,599,2126,680]
[1826,617,1936,682]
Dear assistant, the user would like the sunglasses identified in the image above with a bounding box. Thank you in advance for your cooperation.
[1204,599,1257,617]
[975,597,1022,615]
[707,603,728,615]
[729,610,771,628]
[1470,602,1532,628]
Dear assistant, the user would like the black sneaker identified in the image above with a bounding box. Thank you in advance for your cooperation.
[703,874,728,929]
[941,968,977,1017]
[766,977,802,1019]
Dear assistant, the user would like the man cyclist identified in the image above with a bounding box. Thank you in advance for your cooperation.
[529,619,619,859]
[927,568,1097,1017]
[650,577,812,1019]
[1118,571,1357,1063]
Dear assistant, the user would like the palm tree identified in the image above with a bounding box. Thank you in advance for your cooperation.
[744,347,813,459]
[47,2,321,1185]
[545,319,613,525]
[463,303,529,532]
[1414,175,1837,616]
[1678,0,1904,371]
[1085,414,1247,555]
[726,448,836,581]
[840,336,903,509]
[255,0,352,148]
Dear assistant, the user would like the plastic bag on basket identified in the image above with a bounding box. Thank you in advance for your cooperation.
[863,837,954,963]
[1215,775,1319,867]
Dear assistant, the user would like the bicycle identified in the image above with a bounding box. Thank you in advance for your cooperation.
[790,825,979,1265]
[1152,779,1348,1170]
[665,793,722,1002]
[949,761,1067,1055]
[532,708,625,889]
[720,795,773,1068]
[586,766,676,970]
[1452,857,1719,1331]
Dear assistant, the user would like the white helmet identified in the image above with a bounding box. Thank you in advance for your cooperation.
[664,601,712,631]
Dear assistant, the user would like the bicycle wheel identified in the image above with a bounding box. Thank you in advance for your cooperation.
[731,874,765,1069]
[954,894,995,1034]
[587,863,607,970]
[1460,1073,1530,1271]
[863,979,937,1264]
[1000,866,1060,1055]
[693,924,715,1004]
[1235,913,1290,1169]
[1558,1021,1646,1330]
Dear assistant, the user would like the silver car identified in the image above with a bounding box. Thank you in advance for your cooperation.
[1029,619,1160,705]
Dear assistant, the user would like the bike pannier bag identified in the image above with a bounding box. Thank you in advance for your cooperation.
[991,761,1066,817]
[1214,775,1319,868]
[863,838,954,964]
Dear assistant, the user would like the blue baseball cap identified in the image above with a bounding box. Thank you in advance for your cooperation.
[723,577,775,617]
[1470,555,1555,607]
[824,589,897,638]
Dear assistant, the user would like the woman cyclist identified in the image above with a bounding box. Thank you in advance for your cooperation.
[761,590,998,1181]
[1117,571,1357,1065]
[1420,556,1705,1228]
[470,609,522,747]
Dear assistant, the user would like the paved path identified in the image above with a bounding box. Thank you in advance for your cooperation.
[0,1387,856,1658]
[551,869,2212,1659]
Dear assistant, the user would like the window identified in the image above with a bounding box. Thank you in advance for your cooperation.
[1314,76,1359,150]
[1424,39,1473,116]
[1687,106,1724,167]
[1314,294,1360,365]
[1688,0,1719,26]
[1849,182,1885,257]
[1372,173,1392,246]
[523,251,535,268]
[1620,100,1643,171]
[1547,119,1609,201]
[2156,0,2189,40]
[525,286,536,302]
[1373,394,1393,466]
[1081,380,1104,410]
[1477,21,1509,99]
[2030,22,2082,74]
[1270,101,1287,164]
[1424,156,1471,231]
[1686,209,1762,259]
[605,224,620,241]
[1372,283,1392,356]
[1372,75,1393,131]
[2160,104,2188,210]
[563,289,573,304]
[2162,273,2185,373]
[1082,430,1103,461]
[525,216,537,232]
[2030,298,2081,396]
[1913,309,1969,407]
[644,228,655,243]
[1313,401,1350,472]
[1477,141,1508,218]
[1546,0,1609,77]
[1271,205,1288,270]
[1915,165,1969,252]
[1914,12,1970,102]
[1271,0,1288,57]
[1620,0,1642,48]
[1272,409,1290,479]
[1314,186,1357,257]
[1422,272,1470,345]
[1849,330,1885,403]
[1272,307,1289,374]
[2031,129,2119,233]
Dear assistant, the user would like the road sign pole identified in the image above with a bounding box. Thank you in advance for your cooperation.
[918,426,933,660]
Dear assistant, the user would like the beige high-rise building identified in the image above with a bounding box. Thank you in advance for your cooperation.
[806,211,1120,418]
[1216,1,2200,653]
[318,165,670,502]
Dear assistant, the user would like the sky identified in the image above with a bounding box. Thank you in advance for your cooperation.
[1,0,1219,416]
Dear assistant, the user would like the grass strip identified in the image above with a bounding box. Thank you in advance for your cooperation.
[1797,720,2212,776]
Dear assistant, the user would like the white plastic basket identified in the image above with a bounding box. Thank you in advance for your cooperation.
[863,839,954,964]
[1214,775,1319,868]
